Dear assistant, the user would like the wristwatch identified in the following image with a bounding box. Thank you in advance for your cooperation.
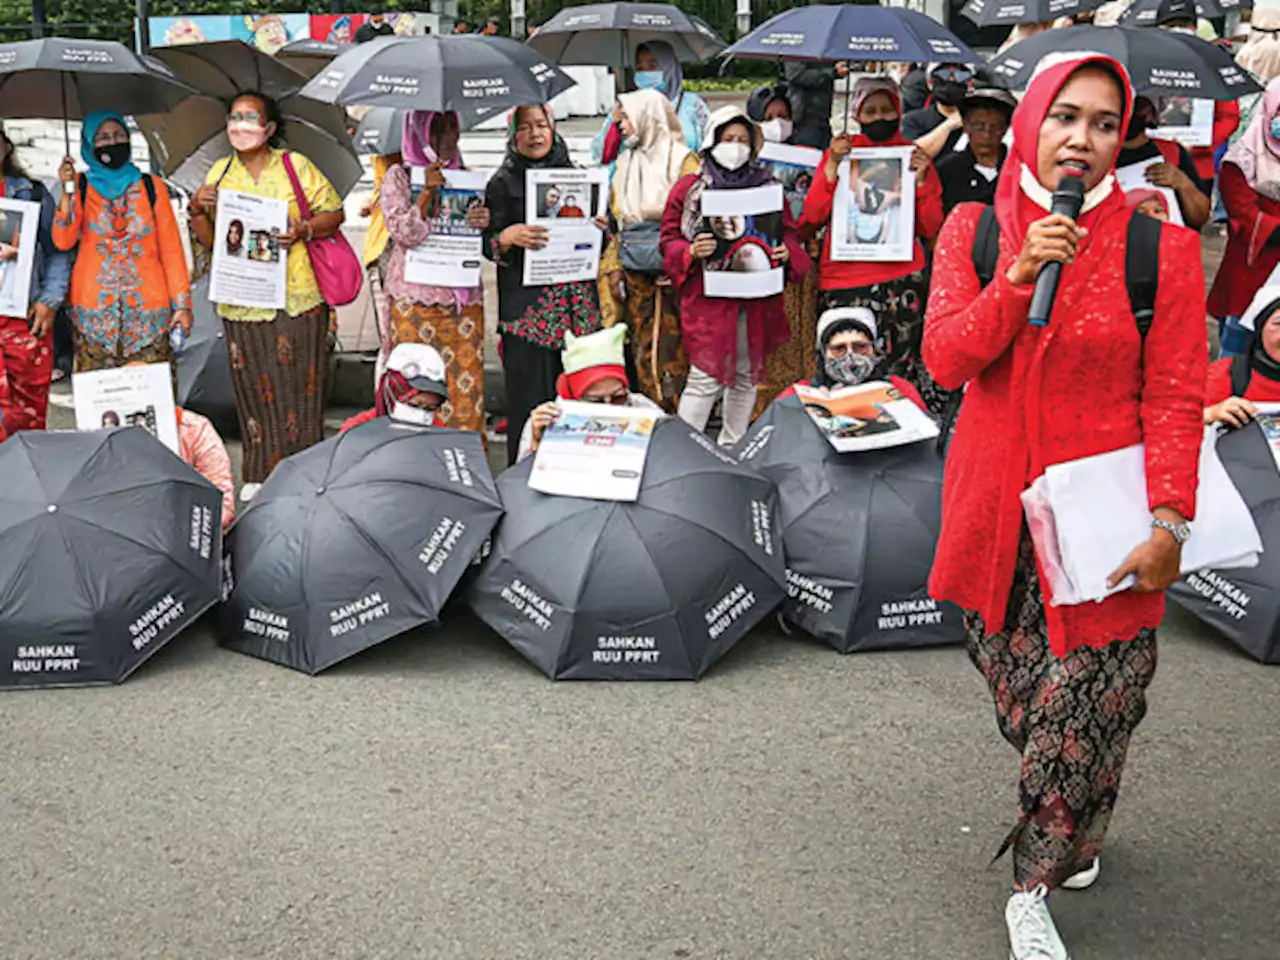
[1152,517,1192,545]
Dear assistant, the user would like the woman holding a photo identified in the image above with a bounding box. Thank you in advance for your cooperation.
[800,77,944,414]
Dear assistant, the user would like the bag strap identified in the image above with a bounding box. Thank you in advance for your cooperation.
[1231,351,1252,396]
[1126,210,1162,340]
[280,151,311,221]
[971,204,999,288]
[78,172,155,216]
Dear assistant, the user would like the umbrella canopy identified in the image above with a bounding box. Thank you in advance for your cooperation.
[137,41,362,196]
[990,25,1260,99]
[221,420,504,674]
[736,397,963,654]
[276,39,352,79]
[1169,423,1280,664]
[469,419,786,680]
[529,3,727,67]
[0,428,224,689]
[722,6,979,64]
[175,273,237,436]
[354,107,406,156]
[961,0,1109,28]
[301,34,576,127]
[1120,0,1251,25]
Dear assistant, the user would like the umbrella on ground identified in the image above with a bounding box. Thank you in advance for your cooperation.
[961,0,1109,28]
[221,420,504,674]
[301,35,576,129]
[990,25,1260,98]
[469,418,786,680]
[1169,423,1280,664]
[353,107,406,156]
[0,38,197,154]
[175,273,237,436]
[137,41,362,196]
[529,3,727,67]
[276,39,352,79]
[722,6,980,65]
[735,397,963,654]
[0,428,224,689]
[1121,0,1251,25]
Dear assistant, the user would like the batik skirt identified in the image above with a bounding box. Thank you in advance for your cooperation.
[389,298,486,434]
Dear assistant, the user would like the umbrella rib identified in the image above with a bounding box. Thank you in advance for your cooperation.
[629,499,782,588]
[53,510,211,574]
[322,496,443,609]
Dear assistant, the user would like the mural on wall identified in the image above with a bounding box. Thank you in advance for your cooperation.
[150,13,427,50]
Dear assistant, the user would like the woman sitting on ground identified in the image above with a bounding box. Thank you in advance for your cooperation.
[341,342,449,432]
[178,406,236,532]
[518,324,661,461]
[1204,295,1280,425]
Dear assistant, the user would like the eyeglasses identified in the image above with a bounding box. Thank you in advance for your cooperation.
[93,130,130,146]
[826,341,874,358]
[228,111,265,125]
[932,67,974,84]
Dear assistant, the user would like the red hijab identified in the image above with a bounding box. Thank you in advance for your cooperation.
[848,77,912,149]
[993,53,1133,254]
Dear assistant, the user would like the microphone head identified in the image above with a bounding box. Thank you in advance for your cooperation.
[1055,174,1086,200]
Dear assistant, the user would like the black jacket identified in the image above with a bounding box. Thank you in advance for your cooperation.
[936,146,1006,215]
[784,61,836,148]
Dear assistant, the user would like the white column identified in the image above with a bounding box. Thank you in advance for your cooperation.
[736,0,752,37]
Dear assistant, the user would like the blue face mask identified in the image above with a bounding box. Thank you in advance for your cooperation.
[635,70,665,92]
[1271,117,1280,141]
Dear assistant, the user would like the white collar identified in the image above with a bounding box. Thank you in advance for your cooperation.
[1019,164,1116,215]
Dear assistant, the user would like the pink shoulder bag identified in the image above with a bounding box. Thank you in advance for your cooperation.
[281,151,363,307]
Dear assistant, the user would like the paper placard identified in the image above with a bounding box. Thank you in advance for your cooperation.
[209,189,288,310]
[72,362,180,455]
[522,168,607,287]
[794,381,939,453]
[759,142,821,220]
[528,399,662,502]
[700,183,785,300]
[0,198,40,317]
[831,147,916,263]
[404,167,491,289]
[1149,97,1213,148]
[1116,157,1185,227]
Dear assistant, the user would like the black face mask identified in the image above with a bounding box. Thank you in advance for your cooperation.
[932,81,967,107]
[96,142,131,170]
[861,119,899,143]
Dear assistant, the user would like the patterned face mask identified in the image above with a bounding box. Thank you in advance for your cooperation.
[824,350,876,385]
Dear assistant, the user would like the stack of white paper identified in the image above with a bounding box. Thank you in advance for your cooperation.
[1020,429,1262,606]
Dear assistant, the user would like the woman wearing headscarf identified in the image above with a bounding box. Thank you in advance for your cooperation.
[1210,77,1280,358]
[341,341,449,432]
[380,110,489,434]
[592,40,711,167]
[599,89,698,412]
[188,90,345,502]
[1203,292,1280,424]
[483,104,602,465]
[53,110,191,373]
[360,149,401,383]
[924,55,1205,960]
[800,77,945,414]
[660,106,811,447]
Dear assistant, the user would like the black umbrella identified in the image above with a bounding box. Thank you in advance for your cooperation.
[0,38,197,154]
[469,418,786,680]
[961,0,1109,28]
[0,429,223,689]
[1169,423,1280,664]
[353,107,406,156]
[990,25,1260,99]
[1121,0,1251,25]
[529,3,727,67]
[300,35,576,128]
[175,274,237,436]
[221,420,504,674]
[735,397,964,654]
[276,39,352,79]
[137,41,362,196]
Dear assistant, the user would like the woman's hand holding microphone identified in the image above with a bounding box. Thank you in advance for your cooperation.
[1006,214,1088,287]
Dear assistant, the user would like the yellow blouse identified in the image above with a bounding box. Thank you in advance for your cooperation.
[204,148,342,320]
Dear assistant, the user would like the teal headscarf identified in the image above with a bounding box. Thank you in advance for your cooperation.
[80,110,142,201]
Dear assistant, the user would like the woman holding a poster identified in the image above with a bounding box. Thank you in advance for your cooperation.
[599,89,698,413]
[800,78,944,414]
[483,104,602,465]
[661,107,810,447]
[188,92,345,501]
[53,110,192,375]
[379,110,489,434]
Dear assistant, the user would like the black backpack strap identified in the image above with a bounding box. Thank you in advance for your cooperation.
[140,173,156,213]
[77,172,87,219]
[971,204,999,288]
[1231,351,1252,396]
[1126,211,1161,339]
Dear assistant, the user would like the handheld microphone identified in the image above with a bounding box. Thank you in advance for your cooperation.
[1027,175,1086,328]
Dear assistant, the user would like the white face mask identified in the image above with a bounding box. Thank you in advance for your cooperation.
[1166,25,1196,34]
[761,118,793,143]
[711,141,752,171]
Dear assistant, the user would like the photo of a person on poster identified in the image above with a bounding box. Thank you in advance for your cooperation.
[702,206,784,278]
[225,218,245,256]
[847,158,904,247]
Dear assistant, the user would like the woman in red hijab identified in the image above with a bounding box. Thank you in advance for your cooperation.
[924,55,1206,960]
[800,77,945,413]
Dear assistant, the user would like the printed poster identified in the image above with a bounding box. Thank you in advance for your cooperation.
[404,168,491,289]
[233,14,312,54]
[528,399,662,502]
[209,189,288,310]
[1253,405,1280,473]
[1150,97,1213,148]
[148,16,236,47]
[522,168,607,287]
[759,142,821,220]
[1116,157,1185,227]
[310,13,364,44]
[831,147,915,263]
[794,381,939,453]
[73,362,180,455]
[0,198,40,318]
[700,183,785,300]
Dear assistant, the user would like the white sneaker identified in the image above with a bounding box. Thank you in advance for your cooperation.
[1061,858,1100,891]
[1006,886,1071,960]
[239,482,262,503]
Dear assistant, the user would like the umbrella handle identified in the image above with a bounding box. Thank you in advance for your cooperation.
[61,74,69,158]
[843,68,852,135]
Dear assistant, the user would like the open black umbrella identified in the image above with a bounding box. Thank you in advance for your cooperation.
[353,107,406,156]
[221,420,504,674]
[961,0,1109,28]
[469,418,786,680]
[175,274,237,436]
[1169,423,1280,664]
[529,3,727,67]
[301,34,576,128]
[0,428,223,689]
[1120,0,1252,25]
[276,39,352,79]
[736,397,963,654]
[990,25,1260,99]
